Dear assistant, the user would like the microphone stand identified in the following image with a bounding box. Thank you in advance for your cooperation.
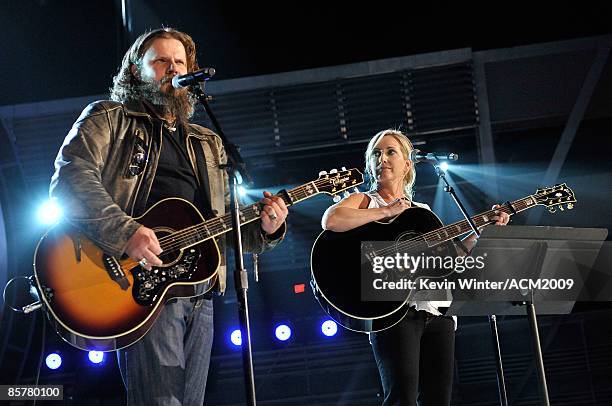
[189,82,257,405]
[431,161,509,406]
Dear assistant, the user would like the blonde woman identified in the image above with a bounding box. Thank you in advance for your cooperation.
[322,129,508,405]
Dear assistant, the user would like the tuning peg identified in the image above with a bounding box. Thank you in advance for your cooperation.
[567,203,574,210]
[353,187,360,193]
[329,169,338,174]
[343,191,350,198]
[548,207,556,214]
[319,170,328,176]
[333,195,341,203]
[341,166,347,171]
[558,205,564,211]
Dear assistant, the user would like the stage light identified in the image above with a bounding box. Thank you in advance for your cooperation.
[37,199,62,225]
[439,162,449,172]
[274,324,292,341]
[238,186,247,197]
[45,353,62,370]
[230,329,242,346]
[88,351,105,364]
[321,319,338,337]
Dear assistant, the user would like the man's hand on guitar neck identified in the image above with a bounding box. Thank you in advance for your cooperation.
[123,226,163,270]
[260,191,289,236]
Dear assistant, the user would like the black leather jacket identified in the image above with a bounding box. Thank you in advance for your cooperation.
[50,99,284,293]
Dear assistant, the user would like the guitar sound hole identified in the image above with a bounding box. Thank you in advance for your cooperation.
[155,229,182,265]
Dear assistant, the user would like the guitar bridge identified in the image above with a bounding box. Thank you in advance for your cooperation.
[362,242,376,265]
[103,255,130,290]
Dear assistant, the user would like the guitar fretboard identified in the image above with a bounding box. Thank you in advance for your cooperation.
[421,195,538,246]
[157,182,320,251]
[197,182,320,240]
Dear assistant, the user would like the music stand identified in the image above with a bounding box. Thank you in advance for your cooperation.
[447,225,608,406]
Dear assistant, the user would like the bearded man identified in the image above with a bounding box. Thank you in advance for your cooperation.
[50,28,288,405]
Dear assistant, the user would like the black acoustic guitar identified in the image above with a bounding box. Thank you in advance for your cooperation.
[34,168,363,351]
[310,184,576,333]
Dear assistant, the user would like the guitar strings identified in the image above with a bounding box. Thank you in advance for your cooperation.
[370,205,518,258]
[374,205,517,256]
[373,201,536,257]
[156,177,350,252]
[156,186,560,258]
[155,177,348,254]
[369,192,552,258]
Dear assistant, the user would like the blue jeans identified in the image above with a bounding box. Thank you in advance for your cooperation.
[117,297,214,406]
[370,308,455,406]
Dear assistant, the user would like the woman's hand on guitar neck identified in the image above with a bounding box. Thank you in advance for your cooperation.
[123,226,163,270]
[489,204,511,226]
[462,203,511,253]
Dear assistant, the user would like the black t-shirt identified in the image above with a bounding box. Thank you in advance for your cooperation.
[146,123,205,210]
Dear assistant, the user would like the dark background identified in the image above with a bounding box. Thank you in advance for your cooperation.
[2,1,611,106]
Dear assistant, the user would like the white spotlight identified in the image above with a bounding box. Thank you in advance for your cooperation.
[45,353,62,370]
[230,329,242,346]
[37,199,62,225]
[88,351,105,364]
[321,320,338,337]
[274,324,292,341]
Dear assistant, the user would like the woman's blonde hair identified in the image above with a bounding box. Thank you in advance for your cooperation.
[364,129,416,199]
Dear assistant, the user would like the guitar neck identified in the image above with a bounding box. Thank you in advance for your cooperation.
[158,181,321,251]
[422,194,539,246]
[204,182,320,238]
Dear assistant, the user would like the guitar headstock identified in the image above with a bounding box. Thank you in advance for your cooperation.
[316,168,364,199]
[534,183,577,213]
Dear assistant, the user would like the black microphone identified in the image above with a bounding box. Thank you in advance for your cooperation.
[409,149,458,163]
[171,67,216,88]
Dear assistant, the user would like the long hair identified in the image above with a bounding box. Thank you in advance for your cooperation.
[110,28,200,103]
[364,129,417,199]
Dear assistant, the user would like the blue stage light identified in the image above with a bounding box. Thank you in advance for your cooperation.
[37,199,62,225]
[45,353,62,370]
[230,329,242,346]
[238,186,247,197]
[439,162,449,172]
[274,324,292,341]
[88,351,105,364]
[321,319,338,337]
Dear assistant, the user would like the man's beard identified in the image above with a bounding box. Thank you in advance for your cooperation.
[135,76,195,124]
